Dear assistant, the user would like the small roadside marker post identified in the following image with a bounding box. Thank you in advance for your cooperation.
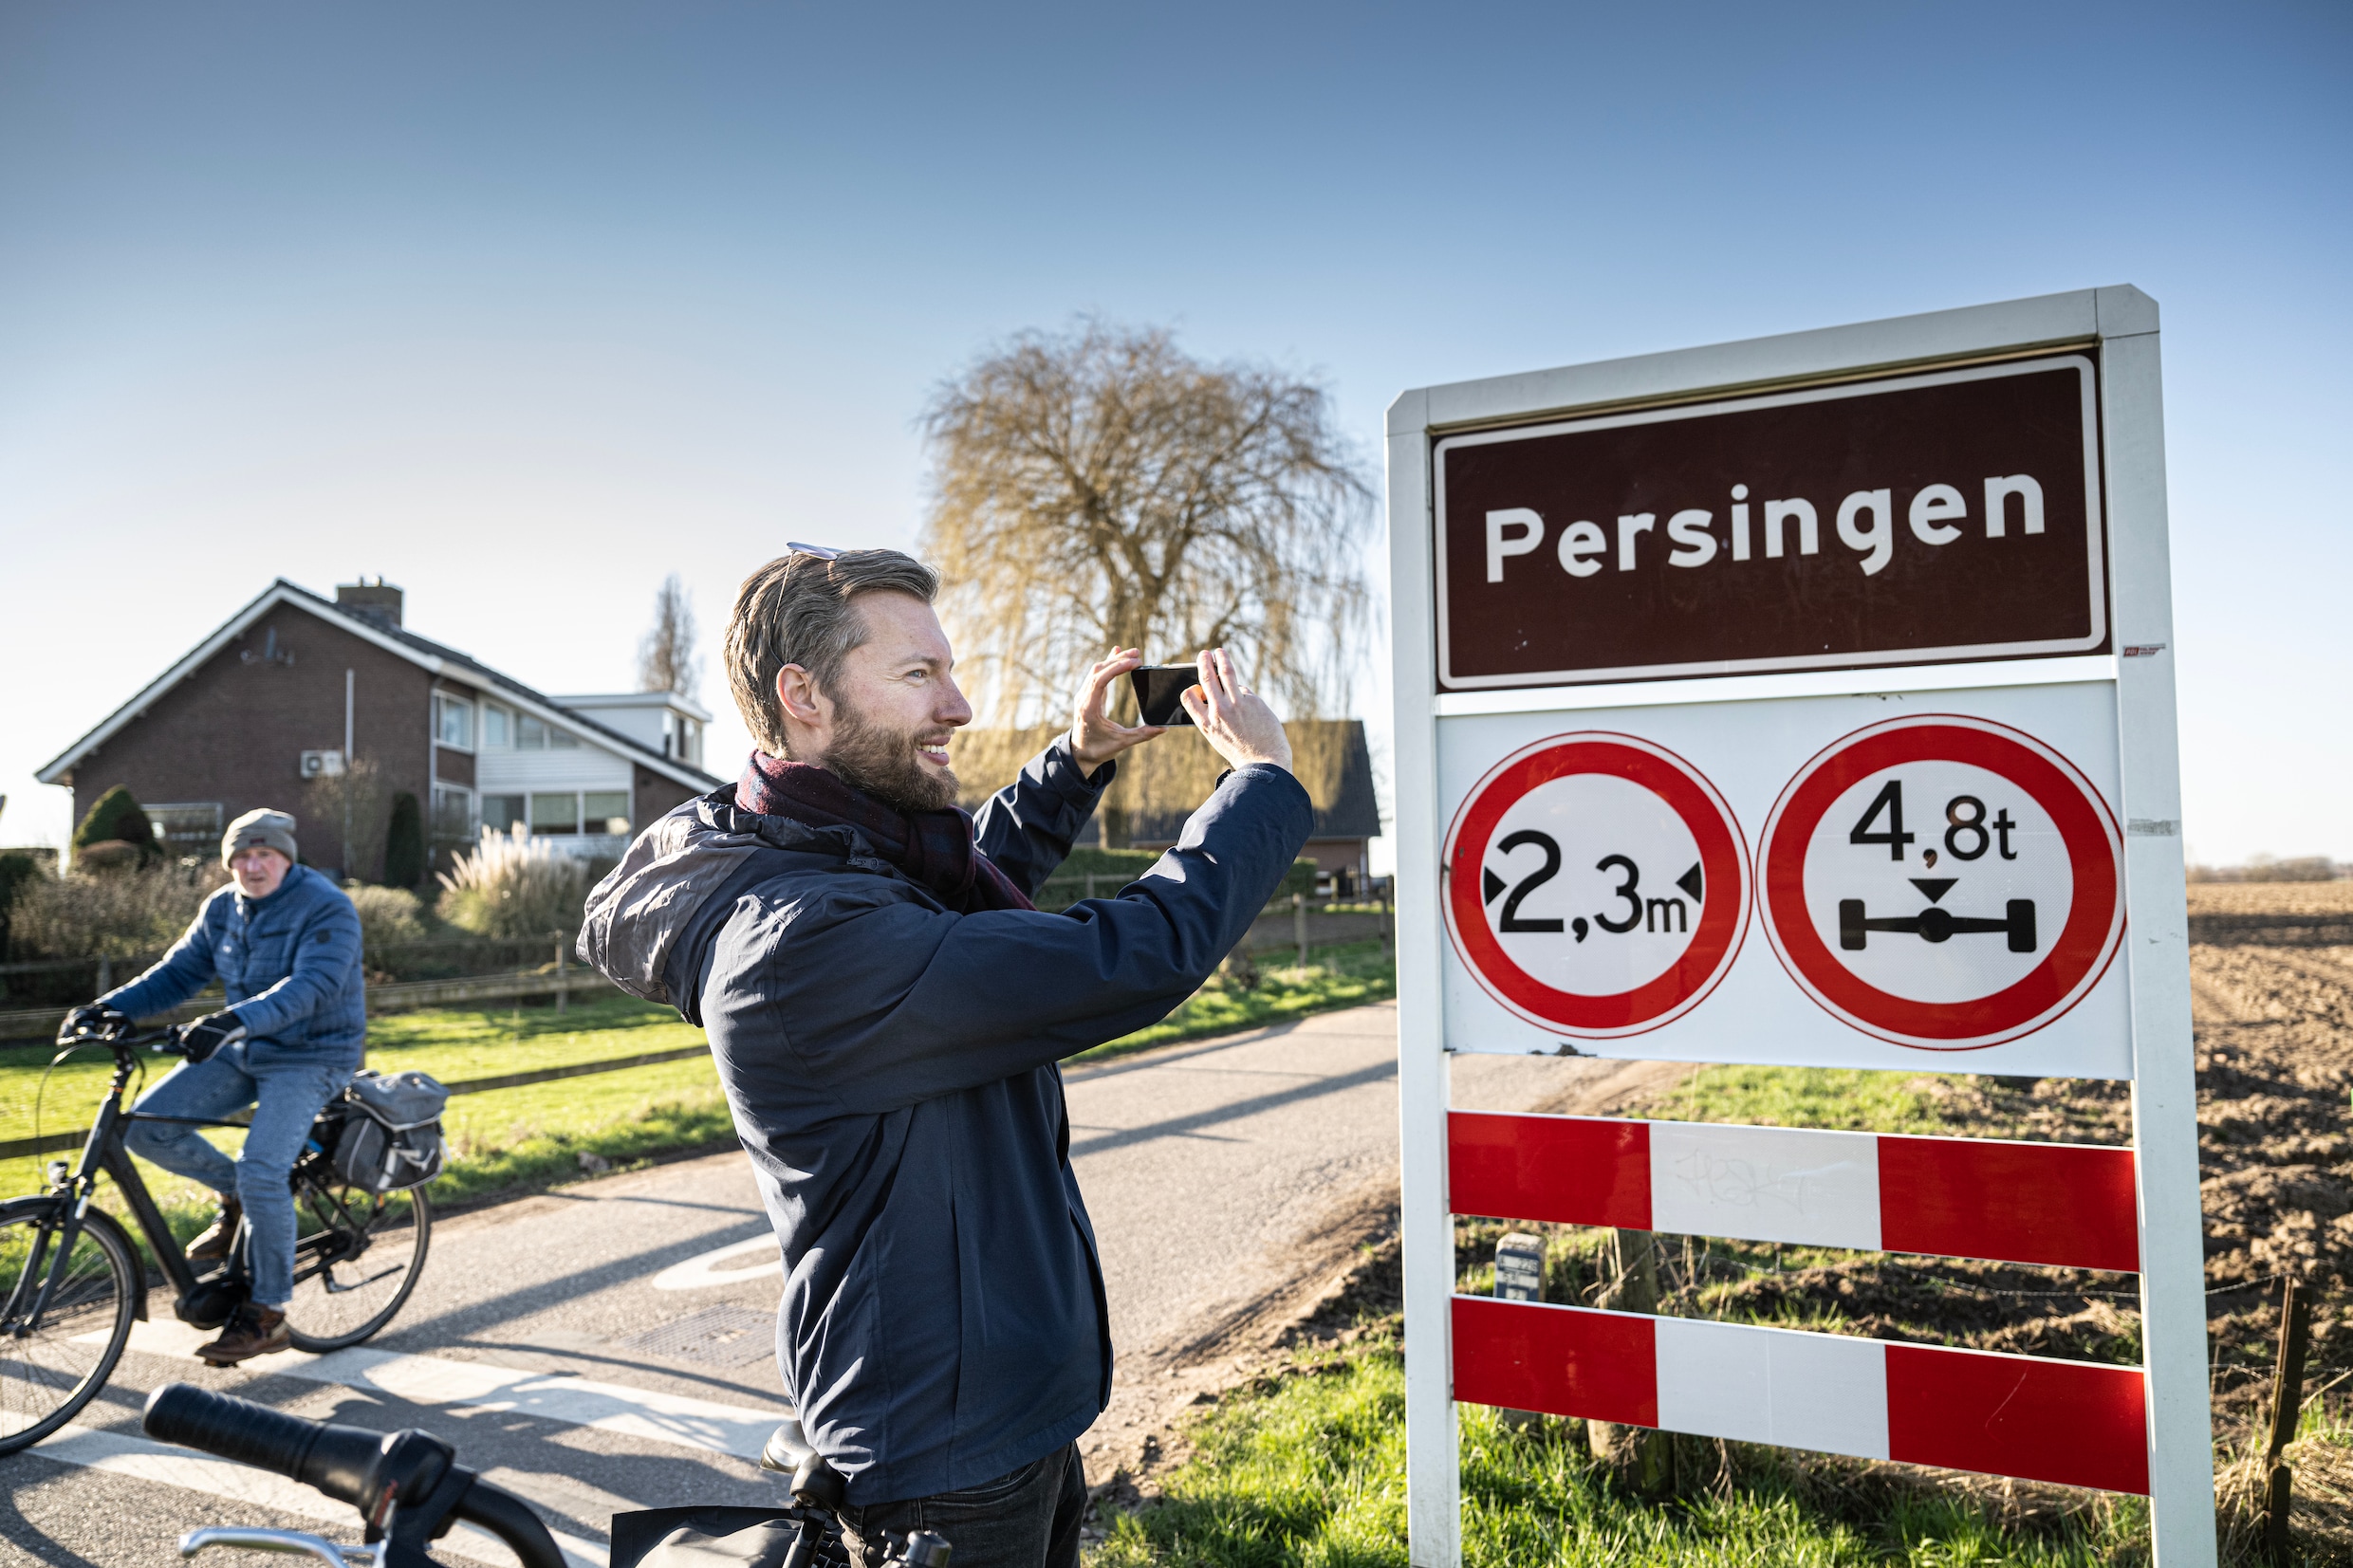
[1386,288,2214,1566]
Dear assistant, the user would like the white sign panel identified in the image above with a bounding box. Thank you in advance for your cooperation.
[1437,680,2130,1079]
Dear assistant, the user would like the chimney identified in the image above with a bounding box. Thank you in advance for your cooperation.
[336,579,404,629]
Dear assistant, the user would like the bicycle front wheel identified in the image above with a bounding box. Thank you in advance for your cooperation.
[284,1180,432,1353]
[0,1194,139,1454]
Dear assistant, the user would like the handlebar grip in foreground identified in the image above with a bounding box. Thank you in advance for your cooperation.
[143,1384,565,1568]
[143,1384,384,1507]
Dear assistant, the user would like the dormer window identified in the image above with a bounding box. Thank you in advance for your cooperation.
[434,692,474,749]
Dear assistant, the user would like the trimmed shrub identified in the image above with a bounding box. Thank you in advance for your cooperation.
[9,858,229,960]
[349,884,427,949]
[73,785,157,863]
[435,825,588,940]
[383,792,425,888]
[74,840,149,872]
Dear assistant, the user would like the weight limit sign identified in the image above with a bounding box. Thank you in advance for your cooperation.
[1445,734,1749,1037]
[1759,715,2123,1050]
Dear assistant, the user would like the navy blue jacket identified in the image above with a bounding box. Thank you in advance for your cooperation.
[104,863,366,1070]
[577,738,1313,1503]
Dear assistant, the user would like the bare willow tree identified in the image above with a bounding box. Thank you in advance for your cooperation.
[919,320,1374,724]
[637,573,702,698]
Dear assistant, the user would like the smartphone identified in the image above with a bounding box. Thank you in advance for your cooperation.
[1127,665,1199,727]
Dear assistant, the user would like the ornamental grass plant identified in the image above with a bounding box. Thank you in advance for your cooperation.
[435,823,589,939]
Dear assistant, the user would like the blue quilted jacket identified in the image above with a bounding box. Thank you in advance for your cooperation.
[104,862,367,1068]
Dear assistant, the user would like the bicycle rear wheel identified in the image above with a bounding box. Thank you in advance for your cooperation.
[0,1194,139,1454]
[283,1179,432,1353]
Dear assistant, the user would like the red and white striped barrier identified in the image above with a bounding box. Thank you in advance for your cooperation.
[1450,1110,2140,1273]
[1453,1296,2150,1494]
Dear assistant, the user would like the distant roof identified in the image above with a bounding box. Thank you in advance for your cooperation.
[37,578,724,793]
[553,692,716,723]
[954,719,1382,843]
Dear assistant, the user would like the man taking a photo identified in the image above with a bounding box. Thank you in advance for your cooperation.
[581,547,1311,1568]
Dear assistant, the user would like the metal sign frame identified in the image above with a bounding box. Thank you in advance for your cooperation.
[1386,287,2214,1566]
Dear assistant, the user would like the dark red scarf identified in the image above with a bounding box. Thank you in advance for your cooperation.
[737,752,1035,914]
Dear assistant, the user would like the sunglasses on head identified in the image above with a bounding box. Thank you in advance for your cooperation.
[787,541,841,561]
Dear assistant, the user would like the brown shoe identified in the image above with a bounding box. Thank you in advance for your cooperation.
[197,1301,289,1366]
[186,1196,243,1264]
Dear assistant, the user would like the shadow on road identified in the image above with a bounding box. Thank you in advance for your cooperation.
[1066,1058,1396,1160]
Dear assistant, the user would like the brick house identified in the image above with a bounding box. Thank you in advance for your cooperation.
[36,580,721,879]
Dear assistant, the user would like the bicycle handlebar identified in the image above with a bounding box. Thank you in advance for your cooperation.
[143,1385,565,1568]
[52,1018,180,1054]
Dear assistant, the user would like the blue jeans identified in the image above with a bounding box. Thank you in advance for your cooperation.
[123,1044,351,1307]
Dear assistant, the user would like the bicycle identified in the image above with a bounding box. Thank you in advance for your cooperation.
[1,1021,432,1454]
[141,1381,949,1568]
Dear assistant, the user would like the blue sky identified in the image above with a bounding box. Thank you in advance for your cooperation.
[3,2,2346,865]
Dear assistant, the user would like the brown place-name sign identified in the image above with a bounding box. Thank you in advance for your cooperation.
[1434,356,2107,690]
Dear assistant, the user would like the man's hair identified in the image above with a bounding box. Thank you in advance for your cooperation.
[726,549,941,756]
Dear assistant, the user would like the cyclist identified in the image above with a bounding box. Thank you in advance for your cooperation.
[60,806,364,1365]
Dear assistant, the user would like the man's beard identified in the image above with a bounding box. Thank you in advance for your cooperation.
[818,696,958,814]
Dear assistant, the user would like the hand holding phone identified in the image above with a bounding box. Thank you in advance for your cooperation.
[1171,651,1293,773]
[1071,648,1169,770]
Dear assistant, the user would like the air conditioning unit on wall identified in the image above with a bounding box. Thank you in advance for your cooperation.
[299,749,346,779]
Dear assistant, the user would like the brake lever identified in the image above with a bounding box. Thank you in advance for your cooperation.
[180,1527,380,1567]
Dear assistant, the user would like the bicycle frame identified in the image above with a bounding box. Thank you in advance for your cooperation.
[6,1037,246,1335]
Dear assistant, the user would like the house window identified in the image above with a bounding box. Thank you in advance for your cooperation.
[481,704,510,748]
[584,791,630,836]
[529,792,580,834]
[481,794,526,834]
[515,714,581,750]
[431,785,473,838]
[435,692,474,749]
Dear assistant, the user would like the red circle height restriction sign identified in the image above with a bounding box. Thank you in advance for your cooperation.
[1445,733,1749,1038]
[1759,714,2123,1049]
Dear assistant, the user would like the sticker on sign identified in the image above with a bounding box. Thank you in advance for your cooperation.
[1760,714,2123,1049]
[1444,732,1749,1038]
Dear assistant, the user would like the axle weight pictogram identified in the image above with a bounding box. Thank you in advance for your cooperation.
[1839,887,2037,953]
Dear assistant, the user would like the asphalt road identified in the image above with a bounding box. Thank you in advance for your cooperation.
[2,1002,1672,1567]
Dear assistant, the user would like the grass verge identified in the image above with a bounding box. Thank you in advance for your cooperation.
[1,1000,732,1261]
[1090,1322,2150,1568]
[1637,1061,1957,1134]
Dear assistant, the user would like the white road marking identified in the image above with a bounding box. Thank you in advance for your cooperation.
[649,1235,783,1292]
[107,1319,788,1463]
[31,1423,610,1568]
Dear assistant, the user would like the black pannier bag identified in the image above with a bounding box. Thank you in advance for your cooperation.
[330,1068,450,1192]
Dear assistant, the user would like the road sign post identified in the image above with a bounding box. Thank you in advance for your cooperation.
[1386,287,2214,1565]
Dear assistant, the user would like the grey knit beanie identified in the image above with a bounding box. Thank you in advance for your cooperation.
[222,808,299,868]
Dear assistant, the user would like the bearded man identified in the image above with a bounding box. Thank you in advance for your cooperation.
[580,546,1308,1568]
